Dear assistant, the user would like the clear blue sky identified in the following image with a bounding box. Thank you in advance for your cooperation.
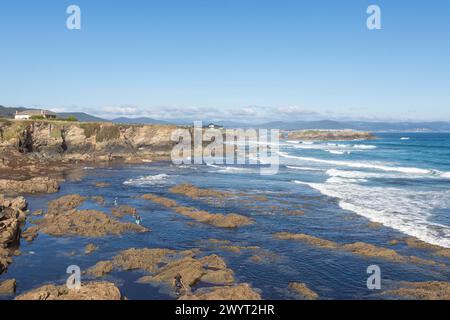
[0,0,449,122]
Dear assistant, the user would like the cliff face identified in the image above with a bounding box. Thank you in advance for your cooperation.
[287,130,375,141]
[0,120,178,169]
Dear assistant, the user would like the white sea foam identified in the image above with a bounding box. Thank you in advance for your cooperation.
[326,150,347,155]
[207,163,254,174]
[401,137,410,140]
[326,169,387,179]
[441,172,450,179]
[325,168,430,180]
[278,152,432,175]
[294,179,450,248]
[351,144,377,150]
[287,166,323,172]
[123,174,169,186]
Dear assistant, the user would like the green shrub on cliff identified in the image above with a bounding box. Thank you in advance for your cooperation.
[80,123,101,138]
[2,122,29,141]
[79,123,120,142]
[96,126,120,142]
[50,126,62,139]
[30,115,45,120]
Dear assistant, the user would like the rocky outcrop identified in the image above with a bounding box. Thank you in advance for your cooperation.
[0,121,178,168]
[87,261,114,277]
[142,194,252,228]
[35,209,148,237]
[15,281,122,300]
[169,184,234,199]
[288,282,319,300]
[0,279,16,295]
[398,236,450,260]
[1,196,27,274]
[111,205,137,218]
[385,281,450,300]
[179,284,261,300]
[87,248,259,299]
[85,243,98,255]
[0,177,59,195]
[91,196,105,205]
[287,130,375,141]
[274,233,440,266]
[32,194,148,238]
[21,226,39,242]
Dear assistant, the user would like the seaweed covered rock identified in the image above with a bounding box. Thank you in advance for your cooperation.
[15,281,121,300]
[0,177,59,195]
[35,209,148,237]
[386,281,450,300]
[142,194,252,228]
[179,284,261,300]
[288,282,318,300]
[0,279,16,295]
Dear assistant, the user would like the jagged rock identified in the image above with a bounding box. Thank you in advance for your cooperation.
[0,196,28,274]
[35,209,149,238]
[31,209,44,216]
[87,261,114,277]
[85,243,98,255]
[91,196,105,205]
[401,236,450,259]
[142,194,252,228]
[198,254,227,270]
[94,182,111,188]
[285,210,305,216]
[368,221,383,228]
[342,242,406,263]
[0,177,59,194]
[113,248,177,273]
[47,194,86,215]
[139,257,206,287]
[274,233,437,265]
[200,269,235,285]
[179,284,261,300]
[386,281,450,300]
[111,205,137,218]
[0,121,177,167]
[169,184,234,199]
[274,232,339,249]
[288,282,318,300]
[21,226,39,242]
[15,281,121,300]
[0,279,16,295]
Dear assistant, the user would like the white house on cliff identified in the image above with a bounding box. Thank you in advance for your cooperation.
[15,110,57,120]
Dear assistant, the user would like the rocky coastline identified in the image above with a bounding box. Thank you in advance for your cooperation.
[0,120,449,300]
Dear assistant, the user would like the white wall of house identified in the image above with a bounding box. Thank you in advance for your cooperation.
[15,115,31,120]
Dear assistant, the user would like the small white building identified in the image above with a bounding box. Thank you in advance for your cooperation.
[15,110,57,120]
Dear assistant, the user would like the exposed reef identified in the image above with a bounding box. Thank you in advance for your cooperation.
[274,232,441,266]
[142,194,252,228]
[287,130,375,141]
[15,281,122,300]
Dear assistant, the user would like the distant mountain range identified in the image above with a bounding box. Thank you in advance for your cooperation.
[111,117,169,125]
[2,105,450,132]
[217,120,450,132]
[57,112,108,122]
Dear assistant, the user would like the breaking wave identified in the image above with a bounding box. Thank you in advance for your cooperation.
[294,179,450,248]
[123,174,169,186]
